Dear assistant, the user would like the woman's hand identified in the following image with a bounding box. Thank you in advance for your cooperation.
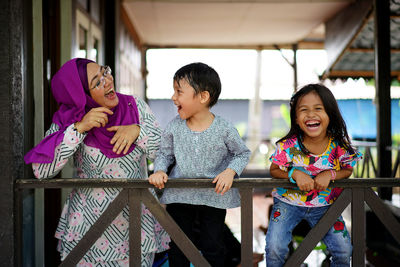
[314,170,332,191]
[148,171,168,189]
[107,124,141,155]
[292,170,314,191]
[75,107,113,133]
[213,168,236,195]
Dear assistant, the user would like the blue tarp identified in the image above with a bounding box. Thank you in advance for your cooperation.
[148,99,400,140]
[338,99,400,140]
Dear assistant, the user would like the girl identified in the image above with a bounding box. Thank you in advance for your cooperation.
[265,84,362,267]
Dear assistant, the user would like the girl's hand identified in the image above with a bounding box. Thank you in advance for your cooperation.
[148,171,168,189]
[107,124,141,155]
[314,170,333,191]
[292,170,314,191]
[213,168,236,195]
[75,107,113,133]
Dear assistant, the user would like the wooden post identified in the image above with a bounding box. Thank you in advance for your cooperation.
[0,0,33,265]
[129,189,142,266]
[374,0,392,200]
[240,188,253,266]
[352,188,366,266]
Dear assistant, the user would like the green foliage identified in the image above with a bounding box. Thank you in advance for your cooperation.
[235,122,247,138]
[293,235,327,251]
[392,80,400,86]
[393,134,400,146]
[366,78,400,86]
[280,104,291,127]
[269,128,288,139]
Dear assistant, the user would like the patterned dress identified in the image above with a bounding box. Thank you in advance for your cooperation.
[270,136,362,207]
[32,97,170,266]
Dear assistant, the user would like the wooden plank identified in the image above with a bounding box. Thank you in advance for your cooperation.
[129,189,142,267]
[140,189,211,267]
[364,188,400,244]
[15,178,400,189]
[327,70,400,79]
[15,178,217,189]
[240,188,253,267]
[351,188,366,266]
[284,189,352,267]
[120,5,142,48]
[60,189,129,267]
[14,188,23,267]
[347,47,400,53]
[145,43,324,50]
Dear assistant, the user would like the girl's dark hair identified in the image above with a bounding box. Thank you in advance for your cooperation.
[173,62,221,107]
[278,83,355,154]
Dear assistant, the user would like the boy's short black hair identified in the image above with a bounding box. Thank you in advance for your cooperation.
[173,62,221,107]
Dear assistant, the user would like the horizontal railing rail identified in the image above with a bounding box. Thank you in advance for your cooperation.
[15,178,400,267]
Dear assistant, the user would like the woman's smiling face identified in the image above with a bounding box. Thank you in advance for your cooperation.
[87,63,119,109]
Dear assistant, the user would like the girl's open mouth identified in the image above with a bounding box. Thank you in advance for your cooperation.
[305,120,320,129]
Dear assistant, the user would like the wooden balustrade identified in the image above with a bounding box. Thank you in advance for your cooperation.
[15,178,400,267]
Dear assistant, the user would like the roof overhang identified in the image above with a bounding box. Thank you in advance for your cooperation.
[122,0,353,49]
[121,0,400,80]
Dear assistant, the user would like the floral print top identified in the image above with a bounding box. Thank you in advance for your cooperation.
[32,97,170,263]
[269,135,362,207]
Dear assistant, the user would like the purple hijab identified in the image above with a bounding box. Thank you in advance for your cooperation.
[24,58,140,164]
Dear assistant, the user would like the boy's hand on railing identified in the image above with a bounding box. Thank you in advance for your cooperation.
[293,170,314,191]
[213,168,236,195]
[148,171,168,189]
[314,171,331,191]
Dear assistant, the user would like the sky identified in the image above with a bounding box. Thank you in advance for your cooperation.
[146,48,322,100]
[146,48,400,100]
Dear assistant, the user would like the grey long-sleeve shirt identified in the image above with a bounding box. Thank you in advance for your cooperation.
[154,115,251,209]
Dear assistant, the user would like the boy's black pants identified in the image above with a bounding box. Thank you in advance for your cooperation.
[166,203,227,267]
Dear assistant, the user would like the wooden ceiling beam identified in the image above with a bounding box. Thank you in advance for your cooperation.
[144,40,325,50]
[347,48,400,53]
[120,4,142,48]
[325,70,400,79]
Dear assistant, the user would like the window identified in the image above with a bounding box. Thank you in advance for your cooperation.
[75,9,103,63]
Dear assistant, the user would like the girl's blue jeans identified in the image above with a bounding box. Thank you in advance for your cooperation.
[265,197,352,267]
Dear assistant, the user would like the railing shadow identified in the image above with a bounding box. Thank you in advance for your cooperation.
[15,178,400,267]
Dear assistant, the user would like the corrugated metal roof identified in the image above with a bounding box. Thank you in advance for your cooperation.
[324,0,400,79]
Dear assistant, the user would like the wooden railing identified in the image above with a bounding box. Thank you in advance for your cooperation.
[15,178,400,267]
[353,141,400,178]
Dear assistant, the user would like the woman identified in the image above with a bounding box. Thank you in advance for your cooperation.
[24,58,169,266]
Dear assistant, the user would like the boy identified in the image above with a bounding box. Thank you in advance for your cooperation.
[149,62,251,266]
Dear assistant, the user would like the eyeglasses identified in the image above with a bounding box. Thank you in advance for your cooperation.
[90,66,112,90]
